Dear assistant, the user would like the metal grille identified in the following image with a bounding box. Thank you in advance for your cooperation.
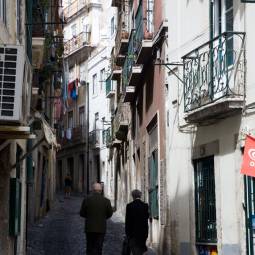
[194,156,217,243]
[0,47,19,117]
[183,32,245,112]
[244,176,255,255]
[148,149,159,219]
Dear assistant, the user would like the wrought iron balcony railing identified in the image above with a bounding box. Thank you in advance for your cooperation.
[57,125,86,148]
[115,13,129,57]
[103,127,112,147]
[106,76,115,98]
[183,32,245,113]
[64,31,91,56]
[123,29,136,87]
[134,0,153,56]
[89,129,100,148]
[63,0,86,20]
[114,102,129,140]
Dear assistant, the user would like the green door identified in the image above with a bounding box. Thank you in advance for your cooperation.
[244,176,255,255]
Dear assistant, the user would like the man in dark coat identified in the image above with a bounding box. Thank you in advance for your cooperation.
[80,183,113,255]
[125,189,149,255]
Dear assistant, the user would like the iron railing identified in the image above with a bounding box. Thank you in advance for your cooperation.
[58,126,86,147]
[115,12,129,55]
[64,31,91,56]
[134,0,153,54]
[135,1,143,54]
[183,32,245,112]
[103,127,112,146]
[63,0,86,20]
[114,102,129,132]
[89,129,100,147]
[122,29,136,88]
[106,76,114,96]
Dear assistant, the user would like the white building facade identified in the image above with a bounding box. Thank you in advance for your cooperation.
[166,1,255,255]
[87,1,117,197]
[58,0,117,195]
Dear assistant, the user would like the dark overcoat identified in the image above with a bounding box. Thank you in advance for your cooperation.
[125,199,149,243]
[80,193,113,233]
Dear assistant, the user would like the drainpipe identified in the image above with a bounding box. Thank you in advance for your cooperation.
[86,82,90,194]
[25,138,33,253]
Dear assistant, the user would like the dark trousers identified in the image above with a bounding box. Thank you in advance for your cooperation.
[86,232,105,255]
[129,238,147,255]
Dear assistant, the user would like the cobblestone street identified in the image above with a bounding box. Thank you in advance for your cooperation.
[27,194,156,255]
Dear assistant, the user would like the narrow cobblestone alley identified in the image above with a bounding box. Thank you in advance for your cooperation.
[27,195,156,255]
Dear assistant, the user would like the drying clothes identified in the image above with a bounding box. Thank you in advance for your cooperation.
[68,79,79,100]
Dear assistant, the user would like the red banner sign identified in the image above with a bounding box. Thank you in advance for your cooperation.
[241,135,255,177]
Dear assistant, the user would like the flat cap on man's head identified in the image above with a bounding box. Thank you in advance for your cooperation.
[131,189,142,199]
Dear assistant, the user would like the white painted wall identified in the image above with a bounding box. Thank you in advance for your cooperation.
[166,1,255,255]
[87,1,117,197]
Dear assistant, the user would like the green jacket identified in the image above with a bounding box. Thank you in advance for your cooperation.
[80,193,113,233]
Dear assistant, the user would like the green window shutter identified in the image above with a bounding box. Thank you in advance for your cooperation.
[9,178,22,236]
[148,150,159,219]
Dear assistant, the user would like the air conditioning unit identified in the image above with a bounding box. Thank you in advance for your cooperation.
[0,45,26,122]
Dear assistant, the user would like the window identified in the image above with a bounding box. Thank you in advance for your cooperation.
[148,123,159,219]
[79,106,85,126]
[148,149,158,218]
[194,156,217,243]
[94,112,100,144]
[68,111,73,128]
[71,23,77,37]
[147,0,154,33]
[0,0,6,24]
[102,117,105,144]
[94,112,99,129]
[111,17,115,36]
[225,0,234,65]
[100,68,105,91]
[92,74,97,95]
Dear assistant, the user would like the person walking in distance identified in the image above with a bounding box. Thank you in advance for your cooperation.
[64,173,72,197]
[125,189,149,255]
[80,183,113,255]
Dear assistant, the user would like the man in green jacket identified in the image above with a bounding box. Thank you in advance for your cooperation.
[80,182,113,255]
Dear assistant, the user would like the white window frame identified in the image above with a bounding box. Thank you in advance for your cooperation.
[92,73,97,95]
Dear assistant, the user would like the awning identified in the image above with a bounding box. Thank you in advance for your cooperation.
[0,125,36,139]
[10,112,59,169]
[35,112,58,147]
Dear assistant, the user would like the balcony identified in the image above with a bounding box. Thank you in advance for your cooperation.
[32,1,46,69]
[58,126,86,148]
[111,50,122,81]
[64,32,91,56]
[106,76,115,98]
[122,30,142,102]
[103,127,112,148]
[111,0,121,7]
[183,32,245,124]
[114,102,129,140]
[89,129,100,149]
[63,0,87,20]
[115,15,129,66]
[134,1,153,65]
